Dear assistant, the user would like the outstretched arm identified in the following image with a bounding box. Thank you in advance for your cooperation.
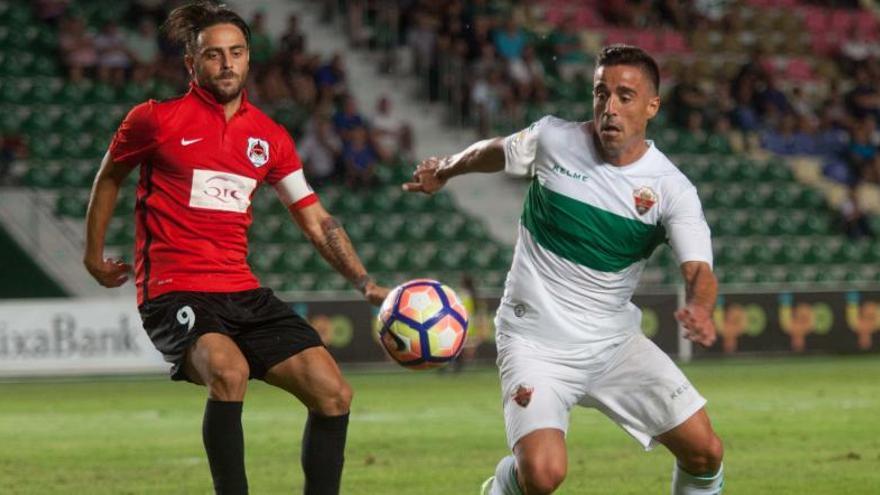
[675,261,718,347]
[290,201,389,305]
[402,137,506,194]
[84,151,136,287]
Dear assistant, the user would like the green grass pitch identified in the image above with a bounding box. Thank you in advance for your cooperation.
[1,356,878,494]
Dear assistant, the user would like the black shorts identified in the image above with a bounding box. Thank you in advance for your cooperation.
[138,288,324,382]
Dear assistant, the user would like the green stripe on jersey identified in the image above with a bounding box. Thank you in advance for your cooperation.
[522,180,666,272]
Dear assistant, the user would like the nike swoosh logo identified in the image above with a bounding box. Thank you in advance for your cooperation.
[180,138,203,146]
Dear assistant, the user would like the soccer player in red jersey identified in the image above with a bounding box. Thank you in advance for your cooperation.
[83,3,389,494]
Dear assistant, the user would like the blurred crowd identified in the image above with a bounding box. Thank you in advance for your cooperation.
[20,0,880,211]
[32,0,413,189]
[321,0,879,238]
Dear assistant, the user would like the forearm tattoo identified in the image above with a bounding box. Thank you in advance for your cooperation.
[317,216,370,290]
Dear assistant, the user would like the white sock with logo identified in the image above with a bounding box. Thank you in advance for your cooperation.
[490,455,523,495]
[672,462,724,495]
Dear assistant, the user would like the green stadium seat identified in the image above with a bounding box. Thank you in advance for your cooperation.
[402,214,435,241]
[716,242,748,267]
[746,243,778,265]
[58,81,93,105]
[250,216,283,244]
[741,186,772,208]
[777,242,807,265]
[762,161,793,182]
[804,215,831,235]
[273,245,314,273]
[342,214,374,241]
[31,55,59,77]
[372,214,405,241]
[55,190,89,217]
[430,212,466,240]
[275,221,306,243]
[804,243,835,265]
[313,275,349,292]
[335,193,365,214]
[248,248,280,274]
[837,242,868,264]
[22,162,60,188]
[433,244,469,270]
[105,218,135,246]
[374,244,408,272]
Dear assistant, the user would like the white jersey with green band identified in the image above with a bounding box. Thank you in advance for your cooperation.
[495,115,713,347]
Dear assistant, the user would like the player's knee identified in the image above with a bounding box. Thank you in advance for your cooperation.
[206,363,249,400]
[680,435,724,474]
[315,380,353,416]
[519,456,566,494]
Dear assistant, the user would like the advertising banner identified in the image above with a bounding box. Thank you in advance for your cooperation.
[1,289,876,376]
[0,298,169,377]
[700,290,880,356]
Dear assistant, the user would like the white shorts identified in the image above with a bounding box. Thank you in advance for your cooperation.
[496,332,706,451]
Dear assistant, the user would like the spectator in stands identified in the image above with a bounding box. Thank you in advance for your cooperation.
[846,64,880,122]
[472,40,501,79]
[58,16,97,81]
[408,12,438,78]
[471,68,504,137]
[789,86,816,122]
[761,112,815,156]
[258,65,292,104]
[757,74,792,118]
[35,0,69,26]
[371,96,412,161]
[731,82,761,132]
[299,116,342,187]
[493,17,526,60]
[248,11,274,69]
[345,0,368,48]
[342,126,379,189]
[126,18,160,80]
[279,14,305,55]
[549,17,591,81]
[838,186,874,239]
[824,79,850,127]
[314,53,348,96]
[508,45,547,103]
[0,135,25,186]
[332,95,367,142]
[670,71,708,128]
[848,117,880,183]
[290,65,319,109]
[95,21,132,85]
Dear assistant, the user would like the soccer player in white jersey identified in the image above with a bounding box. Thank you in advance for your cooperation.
[404,45,724,495]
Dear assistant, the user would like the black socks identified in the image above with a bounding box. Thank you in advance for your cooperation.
[203,399,247,495]
[301,411,350,495]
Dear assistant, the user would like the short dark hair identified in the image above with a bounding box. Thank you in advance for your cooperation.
[161,1,250,55]
[596,44,660,94]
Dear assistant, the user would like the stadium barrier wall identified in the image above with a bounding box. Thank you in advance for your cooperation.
[1,289,877,377]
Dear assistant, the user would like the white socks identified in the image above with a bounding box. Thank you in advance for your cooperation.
[490,455,523,495]
[672,462,724,495]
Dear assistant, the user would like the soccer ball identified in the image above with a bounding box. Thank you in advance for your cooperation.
[377,279,469,370]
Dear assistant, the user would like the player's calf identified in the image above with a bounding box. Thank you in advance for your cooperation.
[676,434,723,475]
[517,456,566,495]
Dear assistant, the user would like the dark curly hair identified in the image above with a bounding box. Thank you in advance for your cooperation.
[161,1,250,55]
[597,44,660,94]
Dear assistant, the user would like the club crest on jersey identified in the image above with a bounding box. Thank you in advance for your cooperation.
[633,186,657,215]
[246,137,269,167]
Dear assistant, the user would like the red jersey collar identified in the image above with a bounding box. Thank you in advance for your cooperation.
[188,81,250,117]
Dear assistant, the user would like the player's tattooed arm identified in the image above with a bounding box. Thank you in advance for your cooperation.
[291,203,389,305]
[675,261,718,347]
[403,137,505,194]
